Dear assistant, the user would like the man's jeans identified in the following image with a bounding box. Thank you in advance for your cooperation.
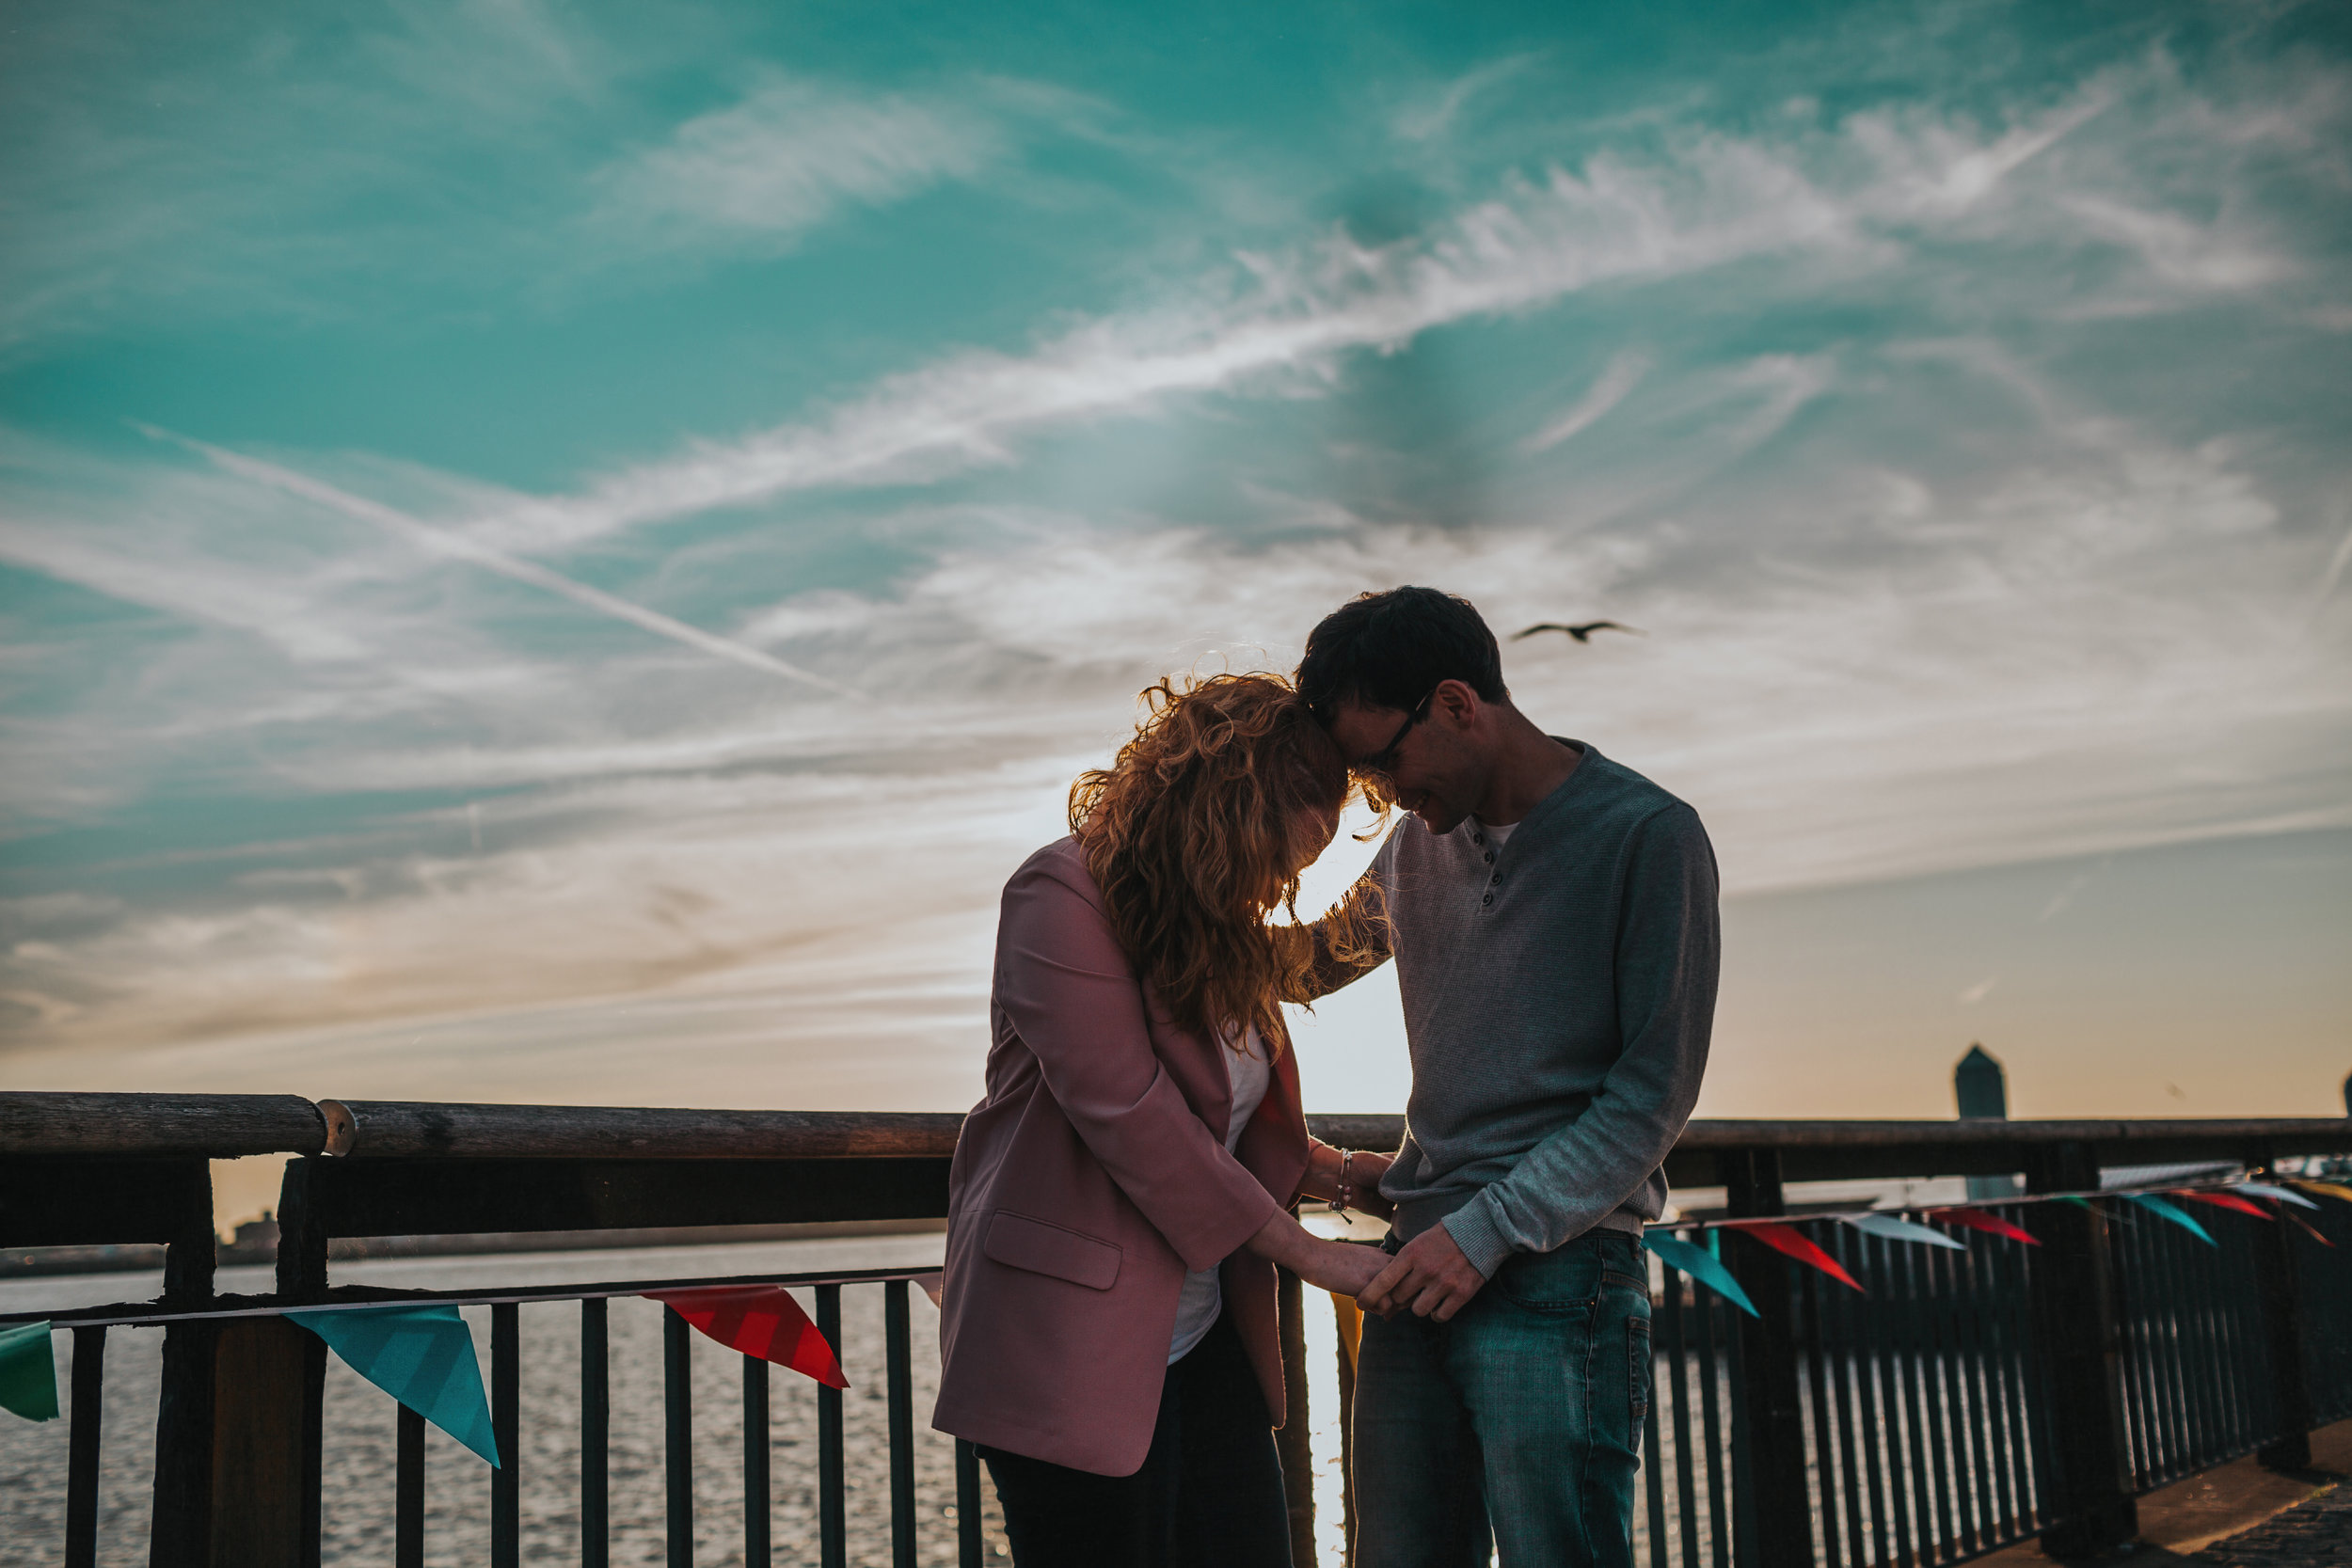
[1354,1229,1651,1568]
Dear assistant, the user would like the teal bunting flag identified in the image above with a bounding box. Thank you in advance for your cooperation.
[2122,1193,2217,1246]
[1844,1212,1967,1250]
[1646,1235,1759,1318]
[0,1321,58,1422]
[287,1306,499,1466]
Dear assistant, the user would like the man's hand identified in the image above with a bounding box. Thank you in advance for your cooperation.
[1358,1224,1487,1322]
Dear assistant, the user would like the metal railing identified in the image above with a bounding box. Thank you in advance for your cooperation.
[1632,1187,2352,1568]
[18,1266,966,1568]
[5,1094,2350,1567]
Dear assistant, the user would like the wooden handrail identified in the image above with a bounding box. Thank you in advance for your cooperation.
[2,1092,2344,1164]
[0,1092,330,1158]
[317,1100,968,1160]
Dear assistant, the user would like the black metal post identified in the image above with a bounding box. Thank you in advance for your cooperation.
[582,1298,609,1568]
[67,1324,104,1568]
[744,1353,771,1568]
[275,1155,330,1568]
[817,1284,846,1568]
[886,1279,918,1568]
[394,1403,424,1568]
[1724,1148,1814,1568]
[148,1161,215,1568]
[665,1306,692,1568]
[955,1439,984,1568]
[2025,1142,2136,1558]
[492,1302,519,1568]
[2251,1159,2313,1470]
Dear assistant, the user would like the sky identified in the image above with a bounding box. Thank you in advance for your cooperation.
[2,0,2347,1129]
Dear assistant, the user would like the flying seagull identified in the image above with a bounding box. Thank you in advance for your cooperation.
[1512,621,1646,642]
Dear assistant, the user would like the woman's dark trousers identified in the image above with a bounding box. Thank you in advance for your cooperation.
[977,1311,1293,1567]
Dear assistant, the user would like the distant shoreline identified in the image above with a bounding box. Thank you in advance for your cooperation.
[1,1216,947,1279]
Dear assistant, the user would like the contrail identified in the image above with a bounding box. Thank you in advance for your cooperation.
[137,426,858,697]
[2312,508,2352,619]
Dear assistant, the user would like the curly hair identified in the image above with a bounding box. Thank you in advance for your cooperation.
[1069,673,1351,1055]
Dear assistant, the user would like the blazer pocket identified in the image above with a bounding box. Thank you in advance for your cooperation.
[983,1210,1122,1291]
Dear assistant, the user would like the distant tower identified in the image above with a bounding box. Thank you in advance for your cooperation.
[1956,1044,2007,1119]
[1955,1043,2015,1199]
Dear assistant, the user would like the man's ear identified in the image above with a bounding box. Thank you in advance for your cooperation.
[1430,679,1482,729]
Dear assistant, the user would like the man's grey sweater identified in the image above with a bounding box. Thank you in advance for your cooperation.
[1368,740,1719,1278]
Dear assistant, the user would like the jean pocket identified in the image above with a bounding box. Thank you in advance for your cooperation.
[1629,1317,1652,1448]
[1491,1240,1609,1312]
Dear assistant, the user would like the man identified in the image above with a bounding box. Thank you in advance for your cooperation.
[1294,586,1718,1567]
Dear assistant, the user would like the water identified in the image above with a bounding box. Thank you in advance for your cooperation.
[1,1238,1362,1568]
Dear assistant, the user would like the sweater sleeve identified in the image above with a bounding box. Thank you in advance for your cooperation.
[1441,802,1719,1276]
[993,856,1281,1272]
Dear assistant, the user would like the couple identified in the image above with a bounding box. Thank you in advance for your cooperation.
[934,587,1720,1567]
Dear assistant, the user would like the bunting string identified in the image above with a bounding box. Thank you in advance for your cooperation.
[1642,1172,2348,1313]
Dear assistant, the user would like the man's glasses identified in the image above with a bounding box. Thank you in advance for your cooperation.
[1351,686,1439,781]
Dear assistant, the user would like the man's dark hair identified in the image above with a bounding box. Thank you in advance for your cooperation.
[1296,586,1507,723]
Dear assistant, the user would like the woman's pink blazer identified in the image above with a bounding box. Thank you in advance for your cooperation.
[931,836,1312,1476]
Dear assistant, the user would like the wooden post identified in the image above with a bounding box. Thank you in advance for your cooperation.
[1276,1265,1314,1567]
[1724,1148,1814,1568]
[208,1316,322,1568]
[2025,1141,2136,1559]
[1335,1291,1359,1567]
[2250,1153,2313,1471]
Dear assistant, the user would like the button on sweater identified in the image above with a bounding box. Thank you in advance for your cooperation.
[1366,740,1720,1278]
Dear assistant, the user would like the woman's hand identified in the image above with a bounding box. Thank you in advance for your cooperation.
[1299,1144,1397,1219]
[1320,1238,1387,1299]
[1244,1209,1389,1298]
[1345,1151,1397,1220]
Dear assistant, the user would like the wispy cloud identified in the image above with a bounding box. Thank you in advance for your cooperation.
[1522,351,1650,451]
[1393,53,1544,144]
[465,58,2323,552]
[591,72,1003,246]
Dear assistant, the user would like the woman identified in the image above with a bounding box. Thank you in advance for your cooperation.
[933,672,1393,1566]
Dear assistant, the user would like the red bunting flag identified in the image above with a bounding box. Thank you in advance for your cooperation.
[2280,1210,2336,1247]
[2176,1191,2271,1220]
[1924,1206,2042,1246]
[1744,1223,1866,1292]
[644,1286,848,1390]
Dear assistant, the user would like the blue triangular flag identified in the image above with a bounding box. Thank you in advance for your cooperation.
[2234,1182,2319,1211]
[2123,1193,2216,1247]
[1646,1234,1758,1318]
[0,1322,58,1422]
[288,1306,499,1466]
[1845,1212,1967,1251]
